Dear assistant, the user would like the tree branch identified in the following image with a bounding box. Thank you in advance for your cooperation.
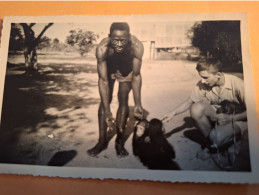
[35,23,53,43]
[29,23,36,28]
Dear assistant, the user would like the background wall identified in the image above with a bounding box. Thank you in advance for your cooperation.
[0,1,259,194]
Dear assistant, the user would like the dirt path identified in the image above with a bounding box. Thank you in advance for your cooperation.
[0,53,223,170]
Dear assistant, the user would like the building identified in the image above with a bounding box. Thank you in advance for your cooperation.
[131,21,196,59]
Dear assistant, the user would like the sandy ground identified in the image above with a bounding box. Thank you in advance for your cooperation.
[0,52,233,171]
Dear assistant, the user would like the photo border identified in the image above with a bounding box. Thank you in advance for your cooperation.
[0,13,258,184]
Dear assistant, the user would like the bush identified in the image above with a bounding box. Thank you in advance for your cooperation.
[188,21,242,70]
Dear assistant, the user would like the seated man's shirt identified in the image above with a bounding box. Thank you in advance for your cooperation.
[190,73,245,107]
[191,73,247,132]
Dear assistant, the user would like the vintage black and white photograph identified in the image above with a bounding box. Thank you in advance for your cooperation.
[0,14,258,183]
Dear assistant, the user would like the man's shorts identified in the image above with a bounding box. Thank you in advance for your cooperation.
[110,71,133,82]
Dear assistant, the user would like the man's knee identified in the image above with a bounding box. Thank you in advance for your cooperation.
[209,124,239,146]
[191,103,207,120]
[209,128,227,146]
[117,87,130,105]
[118,94,129,106]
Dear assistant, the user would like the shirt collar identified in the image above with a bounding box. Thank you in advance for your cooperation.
[222,73,232,90]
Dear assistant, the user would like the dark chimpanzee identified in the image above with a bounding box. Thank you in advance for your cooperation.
[133,118,180,170]
[210,100,246,153]
[216,100,246,115]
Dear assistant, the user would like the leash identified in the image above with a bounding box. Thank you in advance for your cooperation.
[212,113,238,170]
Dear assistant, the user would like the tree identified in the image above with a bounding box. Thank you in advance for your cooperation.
[52,38,63,51]
[53,38,59,44]
[9,23,24,52]
[37,36,51,50]
[20,23,53,74]
[66,29,98,56]
[188,21,242,69]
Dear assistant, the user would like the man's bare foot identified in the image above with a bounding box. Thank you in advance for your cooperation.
[87,142,108,157]
[115,142,129,158]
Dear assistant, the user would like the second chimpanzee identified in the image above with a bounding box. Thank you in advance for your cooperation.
[133,118,180,170]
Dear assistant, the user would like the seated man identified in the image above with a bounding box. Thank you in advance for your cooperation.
[163,57,247,160]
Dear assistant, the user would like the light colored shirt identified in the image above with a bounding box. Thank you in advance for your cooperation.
[190,73,245,106]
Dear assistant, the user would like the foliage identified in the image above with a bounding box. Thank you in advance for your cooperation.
[66,29,98,56]
[9,24,24,52]
[9,23,53,52]
[51,38,65,51]
[53,38,60,45]
[188,21,242,67]
[37,36,52,50]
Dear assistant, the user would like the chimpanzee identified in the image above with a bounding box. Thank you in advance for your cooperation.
[216,100,246,115]
[133,118,180,170]
[211,100,247,169]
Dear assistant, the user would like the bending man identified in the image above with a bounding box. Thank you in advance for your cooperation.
[87,22,144,157]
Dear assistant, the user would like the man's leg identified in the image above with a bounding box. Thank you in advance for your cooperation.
[87,79,115,157]
[115,81,131,157]
[191,103,216,138]
[209,122,242,147]
[190,103,216,159]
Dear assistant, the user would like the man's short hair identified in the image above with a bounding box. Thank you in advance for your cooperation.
[196,57,222,74]
[110,22,130,34]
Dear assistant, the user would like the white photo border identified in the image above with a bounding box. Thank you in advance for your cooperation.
[0,13,259,184]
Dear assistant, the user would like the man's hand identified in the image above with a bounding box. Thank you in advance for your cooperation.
[115,70,132,82]
[134,106,144,120]
[161,111,176,123]
[215,113,233,126]
[115,70,123,79]
[105,111,116,130]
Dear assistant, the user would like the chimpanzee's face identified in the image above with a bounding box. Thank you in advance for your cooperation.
[109,30,130,53]
[136,121,147,137]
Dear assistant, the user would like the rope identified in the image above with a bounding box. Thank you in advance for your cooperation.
[212,112,238,170]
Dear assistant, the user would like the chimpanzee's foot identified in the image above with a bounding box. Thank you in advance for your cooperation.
[87,142,108,157]
[115,142,129,158]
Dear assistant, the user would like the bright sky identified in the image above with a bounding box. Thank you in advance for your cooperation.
[32,22,110,43]
[31,21,196,44]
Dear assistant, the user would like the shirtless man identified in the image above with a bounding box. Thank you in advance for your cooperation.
[87,22,144,157]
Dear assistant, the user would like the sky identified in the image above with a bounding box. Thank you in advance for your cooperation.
[31,21,196,46]
[32,22,110,43]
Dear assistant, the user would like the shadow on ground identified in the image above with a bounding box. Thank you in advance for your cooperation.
[48,150,77,166]
[165,117,197,138]
[0,61,99,164]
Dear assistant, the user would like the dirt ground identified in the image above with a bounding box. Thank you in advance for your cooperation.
[0,52,250,171]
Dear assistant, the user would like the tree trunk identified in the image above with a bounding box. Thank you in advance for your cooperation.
[20,23,53,75]
[24,47,38,75]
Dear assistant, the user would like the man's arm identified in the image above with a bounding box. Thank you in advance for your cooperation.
[132,37,144,118]
[132,57,142,107]
[174,97,194,116]
[216,111,247,125]
[162,97,193,122]
[96,41,112,118]
[216,111,247,126]
[216,76,247,125]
